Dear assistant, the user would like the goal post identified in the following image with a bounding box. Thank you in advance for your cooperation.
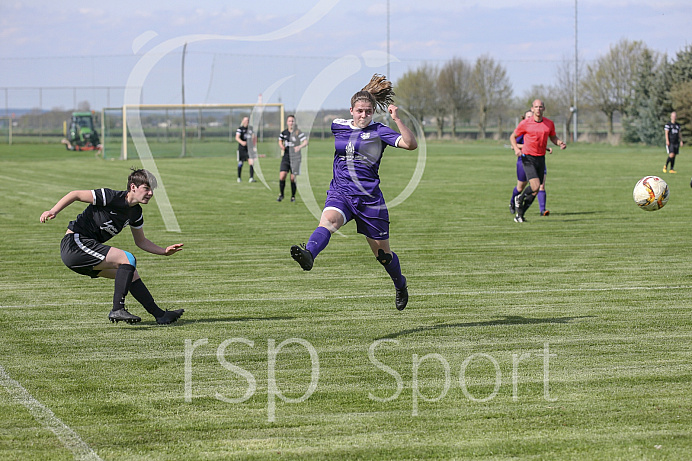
[101,103,285,160]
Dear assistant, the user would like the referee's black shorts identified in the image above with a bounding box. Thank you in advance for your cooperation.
[61,232,110,278]
[521,154,546,185]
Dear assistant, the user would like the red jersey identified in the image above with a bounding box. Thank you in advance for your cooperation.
[514,117,556,157]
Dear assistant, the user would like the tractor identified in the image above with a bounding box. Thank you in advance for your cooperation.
[62,111,102,153]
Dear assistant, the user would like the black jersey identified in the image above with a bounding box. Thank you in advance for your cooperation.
[67,188,143,243]
[279,129,307,157]
[236,125,250,154]
[665,121,681,145]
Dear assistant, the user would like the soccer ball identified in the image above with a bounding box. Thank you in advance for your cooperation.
[633,176,669,211]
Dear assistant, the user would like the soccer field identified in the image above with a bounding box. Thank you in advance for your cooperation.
[0,140,690,460]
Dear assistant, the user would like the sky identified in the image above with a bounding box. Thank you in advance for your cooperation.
[1,0,691,112]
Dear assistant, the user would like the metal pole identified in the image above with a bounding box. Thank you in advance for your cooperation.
[573,0,578,143]
[181,42,187,157]
[386,0,390,79]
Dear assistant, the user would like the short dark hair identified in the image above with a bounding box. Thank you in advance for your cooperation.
[127,168,157,191]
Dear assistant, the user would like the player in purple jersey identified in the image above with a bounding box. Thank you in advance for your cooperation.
[509,110,551,216]
[290,75,417,310]
[40,169,185,325]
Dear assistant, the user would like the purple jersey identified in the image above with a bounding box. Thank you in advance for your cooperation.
[330,119,402,196]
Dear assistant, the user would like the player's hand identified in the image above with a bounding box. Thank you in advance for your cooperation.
[40,210,57,223]
[547,147,553,154]
[164,243,184,256]
[388,104,399,120]
[514,148,522,157]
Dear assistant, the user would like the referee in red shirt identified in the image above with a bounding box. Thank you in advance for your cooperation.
[510,99,566,223]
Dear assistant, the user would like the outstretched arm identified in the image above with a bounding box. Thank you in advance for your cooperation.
[131,227,183,256]
[388,105,418,151]
[40,190,93,223]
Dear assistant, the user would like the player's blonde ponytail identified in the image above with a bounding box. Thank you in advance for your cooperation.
[351,74,395,112]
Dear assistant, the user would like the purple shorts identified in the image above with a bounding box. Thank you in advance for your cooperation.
[324,189,390,240]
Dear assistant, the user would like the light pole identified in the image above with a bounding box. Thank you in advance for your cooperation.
[573,0,578,143]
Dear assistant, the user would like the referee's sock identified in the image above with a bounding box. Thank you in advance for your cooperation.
[129,279,165,318]
[290,180,297,198]
[306,226,331,259]
[279,179,286,196]
[113,264,135,311]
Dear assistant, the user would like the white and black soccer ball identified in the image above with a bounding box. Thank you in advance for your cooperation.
[633,176,669,211]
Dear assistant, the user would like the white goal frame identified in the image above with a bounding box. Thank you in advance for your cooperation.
[105,103,285,160]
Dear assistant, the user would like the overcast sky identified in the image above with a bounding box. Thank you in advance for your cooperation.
[1,0,691,112]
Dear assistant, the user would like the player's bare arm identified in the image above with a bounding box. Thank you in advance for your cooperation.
[550,135,567,150]
[388,105,417,151]
[40,190,93,223]
[131,227,183,256]
[510,131,522,157]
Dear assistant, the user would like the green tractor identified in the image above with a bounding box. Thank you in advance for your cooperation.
[62,111,101,152]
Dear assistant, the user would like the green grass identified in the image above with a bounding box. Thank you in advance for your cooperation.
[0,140,690,460]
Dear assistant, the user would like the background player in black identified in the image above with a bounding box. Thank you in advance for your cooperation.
[663,111,683,174]
[236,116,256,183]
[277,115,308,202]
[40,169,184,325]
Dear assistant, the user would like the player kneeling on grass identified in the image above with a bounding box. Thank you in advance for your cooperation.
[39,169,185,325]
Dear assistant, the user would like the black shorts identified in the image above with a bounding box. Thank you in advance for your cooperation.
[667,144,680,155]
[237,147,249,162]
[521,155,546,184]
[61,233,110,278]
[280,153,301,175]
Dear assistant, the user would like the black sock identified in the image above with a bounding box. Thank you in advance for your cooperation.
[290,180,296,197]
[249,165,254,178]
[523,192,537,211]
[237,164,242,178]
[279,180,286,196]
[113,264,135,311]
[129,279,165,318]
[670,157,676,169]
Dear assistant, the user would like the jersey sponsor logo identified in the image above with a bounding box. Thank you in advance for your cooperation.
[100,219,129,237]
[360,132,371,140]
[345,141,355,160]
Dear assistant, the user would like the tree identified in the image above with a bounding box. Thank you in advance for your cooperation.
[437,58,474,138]
[552,56,584,141]
[623,49,666,145]
[395,66,437,127]
[471,55,512,139]
[670,81,692,139]
[581,39,649,136]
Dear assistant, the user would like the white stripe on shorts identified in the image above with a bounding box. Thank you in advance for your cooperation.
[74,234,106,261]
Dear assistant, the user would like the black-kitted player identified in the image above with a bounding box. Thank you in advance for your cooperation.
[40,169,184,325]
[664,111,683,174]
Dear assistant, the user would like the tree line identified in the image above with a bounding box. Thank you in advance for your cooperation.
[394,40,692,145]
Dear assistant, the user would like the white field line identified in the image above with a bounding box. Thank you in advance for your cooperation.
[0,364,102,461]
[1,285,690,309]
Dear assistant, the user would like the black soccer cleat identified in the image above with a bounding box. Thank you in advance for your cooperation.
[291,244,314,271]
[509,199,516,214]
[395,283,409,311]
[156,309,185,325]
[514,214,526,223]
[108,308,141,324]
[277,195,284,202]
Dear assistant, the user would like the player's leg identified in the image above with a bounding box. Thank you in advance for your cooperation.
[93,248,142,324]
[669,148,678,173]
[248,158,255,181]
[512,158,527,213]
[278,170,288,201]
[515,157,544,222]
[291,208,344,271]
[290,173,297,201]
[367,238,408,311]
[538,172,548,216]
